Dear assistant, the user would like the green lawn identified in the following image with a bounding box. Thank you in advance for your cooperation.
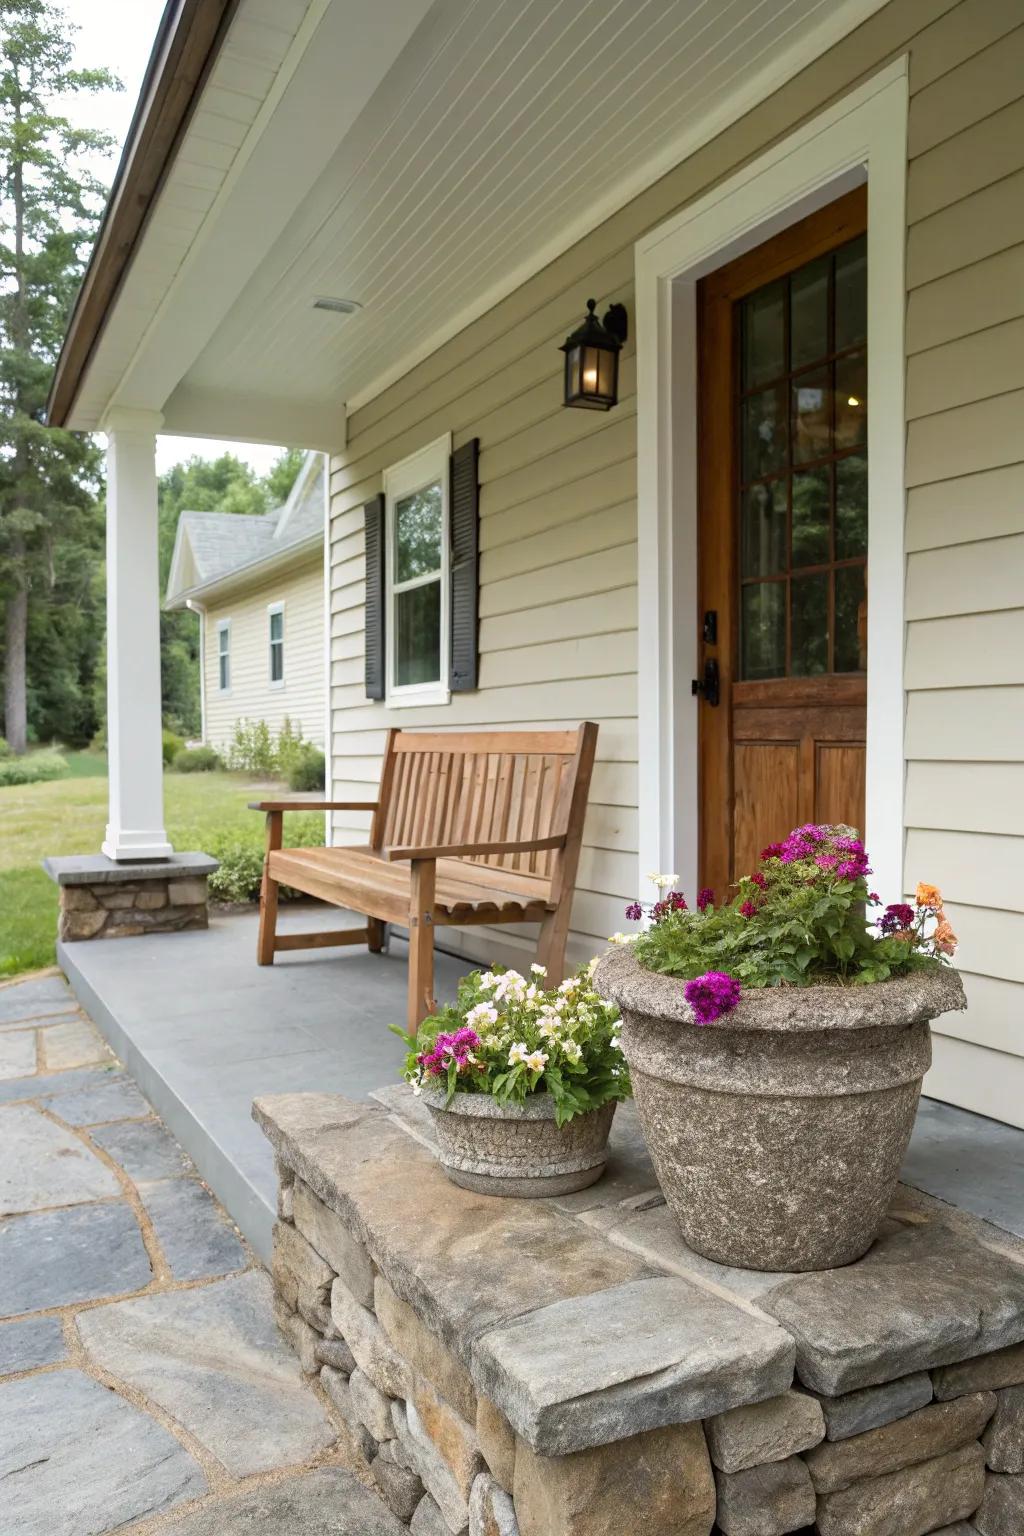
[0,757,313,977]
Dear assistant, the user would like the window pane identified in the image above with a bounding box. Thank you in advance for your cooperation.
[792,371,831,464]
[835,454,867,559]
[835,565,867,672]
[741,279,785,389]
[270,643,283,683]
[791,572,829,675]
[835,235,866,351]
[835,352,867,450]
[395,580,441,687]
[741,480,787,577]
[790,254,829,370]
[269,610,283,642]
[791,467,830,568]
[395,482,442,583]
[741,386,787,481]
[219,655,229,690]
[741,582,785,680]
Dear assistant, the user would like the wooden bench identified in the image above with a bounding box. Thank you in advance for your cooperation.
[250,723,598,1028]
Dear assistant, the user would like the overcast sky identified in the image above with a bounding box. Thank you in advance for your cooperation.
[63,0,285,476]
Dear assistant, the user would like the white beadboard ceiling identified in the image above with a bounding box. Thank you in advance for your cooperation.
[74,0,886,446]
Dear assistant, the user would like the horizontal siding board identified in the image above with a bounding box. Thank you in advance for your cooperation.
[905,827,1024,912]
[905,534,1024,618]
[907,98,1024,223]
[905,686,1024,760]
[478,632,637,690]
[906,244,1024,355]
[906,463,1024,550]
[905,760,1024,837]
[908,25,1024,156]
[478,587,638,653]
[925,1032,1024,1129]
[480,502,637,585]
[480,545,638,619]
[906,320,1024,419]
[939,902,1024,986]
[905,390,1024,484]
[909,0,1024,91]
[906,167,1024,288]
[905,609,1024,688]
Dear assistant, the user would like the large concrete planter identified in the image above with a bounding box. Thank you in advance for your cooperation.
[595,948,966,1272]
[421,1088,615,1198]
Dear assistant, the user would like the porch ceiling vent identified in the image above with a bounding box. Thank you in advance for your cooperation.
[312,296,362,315]
[560,299,627,410]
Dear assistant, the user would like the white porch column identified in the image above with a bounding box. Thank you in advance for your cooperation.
[101,408,173,861]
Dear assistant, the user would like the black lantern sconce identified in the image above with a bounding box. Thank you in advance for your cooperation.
[560,298,628,410]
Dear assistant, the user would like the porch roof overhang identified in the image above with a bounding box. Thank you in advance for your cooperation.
[49,0,888,451]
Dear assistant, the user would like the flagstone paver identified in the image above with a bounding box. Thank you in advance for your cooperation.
[0,970,390,1536]
[0,1103,121,1213]
[1,1368,207,1535]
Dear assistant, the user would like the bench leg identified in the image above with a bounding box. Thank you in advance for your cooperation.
[408,860,436,1033]
[367,917,386,954]
[257,867,279,966]
[536,905,570,987]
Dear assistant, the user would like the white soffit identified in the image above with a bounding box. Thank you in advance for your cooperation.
[79,0,888,442]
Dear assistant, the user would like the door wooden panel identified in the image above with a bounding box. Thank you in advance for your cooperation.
[697,187,868,898]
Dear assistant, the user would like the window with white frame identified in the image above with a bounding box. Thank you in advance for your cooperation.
[268,602,285,686]
[384,435,450,706]
[216,620,231,692]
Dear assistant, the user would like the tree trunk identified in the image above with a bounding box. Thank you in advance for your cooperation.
[4,548,28,754]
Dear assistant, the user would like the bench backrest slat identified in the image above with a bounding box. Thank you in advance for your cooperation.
[375,725,597,888]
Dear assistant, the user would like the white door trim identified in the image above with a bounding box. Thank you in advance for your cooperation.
[634,59,908,906]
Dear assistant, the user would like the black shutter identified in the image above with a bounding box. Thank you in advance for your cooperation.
[363,492,386,700]
[449,437,479,692]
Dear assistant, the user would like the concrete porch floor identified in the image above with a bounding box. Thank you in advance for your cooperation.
[59,906,1024,1266]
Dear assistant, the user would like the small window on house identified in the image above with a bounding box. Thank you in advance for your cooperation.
[268,603,285,686]
[384,436,451,706]
[217,621,231,692]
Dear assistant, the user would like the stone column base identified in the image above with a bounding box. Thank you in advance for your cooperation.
[43,853,219,942]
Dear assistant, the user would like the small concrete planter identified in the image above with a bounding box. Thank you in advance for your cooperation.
[595,948,966,1272]
[421,1088,616,1198]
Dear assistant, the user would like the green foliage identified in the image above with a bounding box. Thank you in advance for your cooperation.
[287,745,325,792]
[161,728,184,766]
[225,717,276,774]
[0,737,8,758]
[172,745,221,773]
[394,965,631,1126]
[205,809,323,904]
[0,748,67,786]
[264,447,305,507]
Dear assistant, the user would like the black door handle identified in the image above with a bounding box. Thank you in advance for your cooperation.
[691,658,720,707]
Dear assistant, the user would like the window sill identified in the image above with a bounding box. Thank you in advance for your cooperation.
[385,684,451,710]
[268,680,286,691]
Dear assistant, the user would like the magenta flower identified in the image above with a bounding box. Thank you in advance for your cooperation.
[750,871,767,889]
[684,971,741,1026]
[739,899,757,919]
[697,887,715,912]
[879,903,915,936]
[417,1027,482,1076]
[760,842,785,860]
[624,901,643,921]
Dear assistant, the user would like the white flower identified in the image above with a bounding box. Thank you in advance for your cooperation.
[493,971,527,1003]
[530,963,547,976]
[508,1042,529,1066]
[412,1081,422,1096]
[525,984,539,1002]
[561,1040,582,1064]
[524,1050,548,1073]
[610,1035,622,1052]
[607,932,640,946]
[466,1002,498,1028]
[646,871,678,891]
[601,998,618,1015]
[557,977,577,995]
[538,1020,561,1042]
[587,955,600,977]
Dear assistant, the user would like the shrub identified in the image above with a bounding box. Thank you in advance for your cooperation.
[0,751,69,787]
[394,964,630,1125]
[619,823,956,1024]
[225,718,276,775]
[0,737,9,759]
[162,728,185,766]
[274,717,306,777]
[172,745,221,773]
[287,745,325,792]
[208,842,265,904]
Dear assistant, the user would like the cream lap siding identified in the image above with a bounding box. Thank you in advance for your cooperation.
[904,5,1024,1125]
[204,559,325,751]
[325,0,1024,1116]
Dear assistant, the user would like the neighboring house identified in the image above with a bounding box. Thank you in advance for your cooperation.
[48,0,1024,1128]
[165,453,327,752]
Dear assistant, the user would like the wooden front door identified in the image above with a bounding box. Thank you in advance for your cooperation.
[697,188,868,898]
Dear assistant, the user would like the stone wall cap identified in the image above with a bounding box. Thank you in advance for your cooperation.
[595,945,966,1033]
[43,851,219,885]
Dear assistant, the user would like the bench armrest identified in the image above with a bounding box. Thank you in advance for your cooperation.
[249,800,379,813]
[386,833,566,861]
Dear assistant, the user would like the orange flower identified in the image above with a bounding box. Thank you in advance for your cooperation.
[915,882,942,909]
[934,918,957,956]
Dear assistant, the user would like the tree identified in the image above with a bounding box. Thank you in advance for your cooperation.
[0,1,118,751]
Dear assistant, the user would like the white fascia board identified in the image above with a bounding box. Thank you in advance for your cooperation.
[159,385,347,453]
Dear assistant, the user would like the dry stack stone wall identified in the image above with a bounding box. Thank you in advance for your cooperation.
[258,1092,1024,1536]
[44,853,217,941]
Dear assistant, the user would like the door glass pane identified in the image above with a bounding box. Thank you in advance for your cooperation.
[792,370,831,463]
[791,572,829,675]
[835,352,867,450]
[790,255,829,369]
[395,482,442,582]
[835,235,867,350]
[395,581,441,686]
[741,582,785,679]
[741,480,787,576]
[835,454,867,558]
[742,279,785,389]
[741,386,787,480]
[791,467,830,568]
[835,565,867,672]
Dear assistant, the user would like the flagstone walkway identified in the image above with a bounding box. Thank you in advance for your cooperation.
[0,972,405,1536]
